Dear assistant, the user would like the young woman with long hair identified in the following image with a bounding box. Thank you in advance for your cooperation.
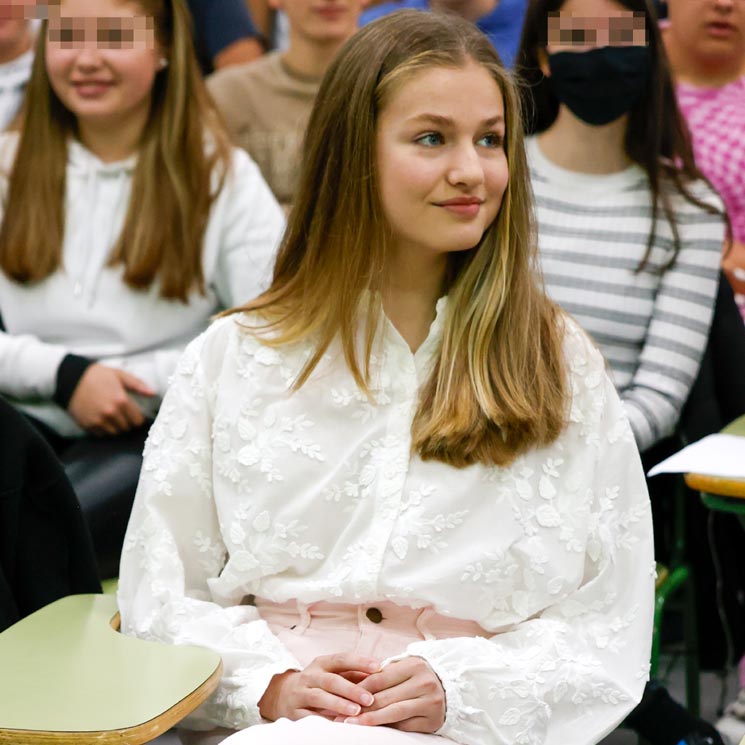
[0,0,284,578]
[516,2,731,744]
[119,10,653,745]
[516,0,725,454]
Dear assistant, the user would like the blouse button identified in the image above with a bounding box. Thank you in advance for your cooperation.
[366,607,383,624]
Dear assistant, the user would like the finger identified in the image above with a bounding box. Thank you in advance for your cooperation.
[346,700,421,727]
[340,671,370,684]
[314,671,375,708]
[301,688,365,719]
[358,665,412,695]
[99,414,124,435]
[104,405,131,433]
[121,395,145,428]
[118,370,156,396]
[391,717,433,733]
[359,680,418,713]
[316,653,380,675]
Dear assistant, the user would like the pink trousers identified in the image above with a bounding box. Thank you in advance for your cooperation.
[180,599,490,745]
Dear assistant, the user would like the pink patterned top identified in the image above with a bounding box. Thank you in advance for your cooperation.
[676,77,745,244]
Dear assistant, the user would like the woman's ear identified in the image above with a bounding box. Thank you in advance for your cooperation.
[538,48,551,77]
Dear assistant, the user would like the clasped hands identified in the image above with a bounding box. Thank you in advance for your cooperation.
[258,653,446,733]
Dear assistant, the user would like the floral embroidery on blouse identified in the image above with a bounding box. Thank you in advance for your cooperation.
[118,302,654,745]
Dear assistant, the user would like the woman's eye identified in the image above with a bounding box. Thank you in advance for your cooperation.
[477,133,503,148]
[50,27,76,44]
[416,132,444,147]
[98,28,133,47]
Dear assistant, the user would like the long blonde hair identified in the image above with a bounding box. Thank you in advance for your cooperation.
[230,10,567,468]
[0,0,231,301]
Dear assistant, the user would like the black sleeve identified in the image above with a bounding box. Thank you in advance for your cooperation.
[53,354,95,409]
[0,311,93,408]
[711,272,745,423]
[681,271,745,441]
[0,395,101,632]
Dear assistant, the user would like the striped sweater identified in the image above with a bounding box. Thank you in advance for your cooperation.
[527,136,726,452]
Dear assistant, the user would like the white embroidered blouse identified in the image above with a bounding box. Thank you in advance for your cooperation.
[118,301,655,745]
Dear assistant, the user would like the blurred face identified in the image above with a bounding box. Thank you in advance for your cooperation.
[271,0,366,44]
[376,60,508,263]
[0,1,34,60]
[667,0,745,63]
[546,0,647,54]
[45,0,162,130]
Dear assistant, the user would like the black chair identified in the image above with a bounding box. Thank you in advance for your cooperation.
[0,396,101,632]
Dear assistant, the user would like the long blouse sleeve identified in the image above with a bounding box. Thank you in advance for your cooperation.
[117,327,301,730]
[389,370,654,745]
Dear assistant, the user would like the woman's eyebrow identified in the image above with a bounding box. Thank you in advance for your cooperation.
[407,113,505,127]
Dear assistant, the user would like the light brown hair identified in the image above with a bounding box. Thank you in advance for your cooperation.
[0,0,231,301]
[230,10,568,468]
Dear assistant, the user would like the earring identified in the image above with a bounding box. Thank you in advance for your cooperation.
[159,57,169,69]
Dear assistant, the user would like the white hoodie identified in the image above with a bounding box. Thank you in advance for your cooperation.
[0,48,33,130]
[0,132,285,435]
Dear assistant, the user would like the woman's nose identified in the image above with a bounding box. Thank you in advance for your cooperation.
[446,143,485,188]
[73,45,105,70]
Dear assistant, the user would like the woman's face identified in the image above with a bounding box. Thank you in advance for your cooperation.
[375,60,509,264]
[45,0,162,130]
[666,0,745,64]
[546,0,647,54]
[0,2,33,60]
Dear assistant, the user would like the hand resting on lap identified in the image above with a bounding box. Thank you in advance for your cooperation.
[258,653,379,722]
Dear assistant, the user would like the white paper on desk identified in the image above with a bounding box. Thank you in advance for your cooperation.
[648,434,745,479]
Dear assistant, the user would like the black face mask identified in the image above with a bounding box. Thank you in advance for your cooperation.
[546,45,651,126]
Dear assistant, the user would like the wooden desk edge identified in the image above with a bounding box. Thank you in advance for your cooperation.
[0,661,223,745]
[684,472,745,499]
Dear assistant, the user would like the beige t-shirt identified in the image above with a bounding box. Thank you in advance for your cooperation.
[207,52,320,207]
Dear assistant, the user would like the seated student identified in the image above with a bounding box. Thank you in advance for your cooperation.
[361,0,527,68]
[0,0,35,129]
[187,0,264,74]
[662,0,745,319]
[517,0,724,460]
[663,0,745,732]
[119,10,654,745]
[0,0,284,579]
[207,0,366,207]
[516,1,730,744]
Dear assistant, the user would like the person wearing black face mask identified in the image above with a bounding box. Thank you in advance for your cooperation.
[546,43,651,125]
[516,2,739,745]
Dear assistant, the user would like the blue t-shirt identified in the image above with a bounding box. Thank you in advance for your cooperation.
[361,0,527,69]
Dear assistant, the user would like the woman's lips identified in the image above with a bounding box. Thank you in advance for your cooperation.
[706,21,736,39]
[314,6,346,19]
[435,199,483,218]
[72,81,114,98]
